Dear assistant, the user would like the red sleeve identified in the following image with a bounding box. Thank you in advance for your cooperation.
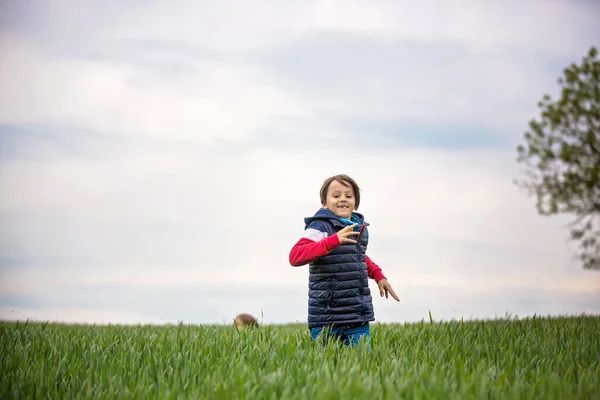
[289,235,340,266]
[366,255,386,282]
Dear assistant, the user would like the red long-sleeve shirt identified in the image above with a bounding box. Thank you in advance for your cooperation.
[289,234,387,283]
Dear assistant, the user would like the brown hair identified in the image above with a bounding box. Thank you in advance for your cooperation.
[319,174,361,210]
[234,313,258,329]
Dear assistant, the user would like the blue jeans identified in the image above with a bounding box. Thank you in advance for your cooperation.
[310,322,371,348]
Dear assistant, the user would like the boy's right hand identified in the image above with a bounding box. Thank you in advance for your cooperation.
[337,224,359,244]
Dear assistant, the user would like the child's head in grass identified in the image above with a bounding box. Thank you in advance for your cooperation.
[234,313,258,330]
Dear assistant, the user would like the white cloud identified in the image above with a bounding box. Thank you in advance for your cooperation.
[1,0,599,325]
[2,149,598,314]
[306,0,596,55]
[13,0,592,55]
[2,0,598,139]
[0,34,305,141]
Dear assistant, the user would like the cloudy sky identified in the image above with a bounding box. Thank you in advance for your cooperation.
[1,0,599,327]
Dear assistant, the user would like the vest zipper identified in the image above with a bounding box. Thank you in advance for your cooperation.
[357,224,366,315]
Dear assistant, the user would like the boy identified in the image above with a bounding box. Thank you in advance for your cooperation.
[289,174,399,347]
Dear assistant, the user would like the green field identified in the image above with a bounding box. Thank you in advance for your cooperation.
[1,314,598,399]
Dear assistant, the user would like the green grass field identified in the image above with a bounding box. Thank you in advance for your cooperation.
[1,314,598,399]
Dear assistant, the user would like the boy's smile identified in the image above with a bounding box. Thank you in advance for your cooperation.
[322,179,355,219]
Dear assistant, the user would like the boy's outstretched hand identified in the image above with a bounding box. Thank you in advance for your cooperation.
[336,224,359,244]
[377,279,400,301]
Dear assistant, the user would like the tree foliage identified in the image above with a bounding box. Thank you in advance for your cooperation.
[516,46,600,270]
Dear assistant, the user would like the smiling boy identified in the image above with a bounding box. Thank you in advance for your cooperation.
[289,174,399,347]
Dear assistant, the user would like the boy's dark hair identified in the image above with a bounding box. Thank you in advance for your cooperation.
[320,174,361,210]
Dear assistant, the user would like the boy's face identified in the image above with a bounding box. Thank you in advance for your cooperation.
[322,179,355,219]
[235,317,244,330]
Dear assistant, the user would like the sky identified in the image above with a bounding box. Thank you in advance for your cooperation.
[1,0,599,327]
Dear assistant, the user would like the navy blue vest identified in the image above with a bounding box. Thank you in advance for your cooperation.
[303,208,375,328]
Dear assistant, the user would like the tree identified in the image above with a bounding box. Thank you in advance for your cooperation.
[515,45,600,270]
